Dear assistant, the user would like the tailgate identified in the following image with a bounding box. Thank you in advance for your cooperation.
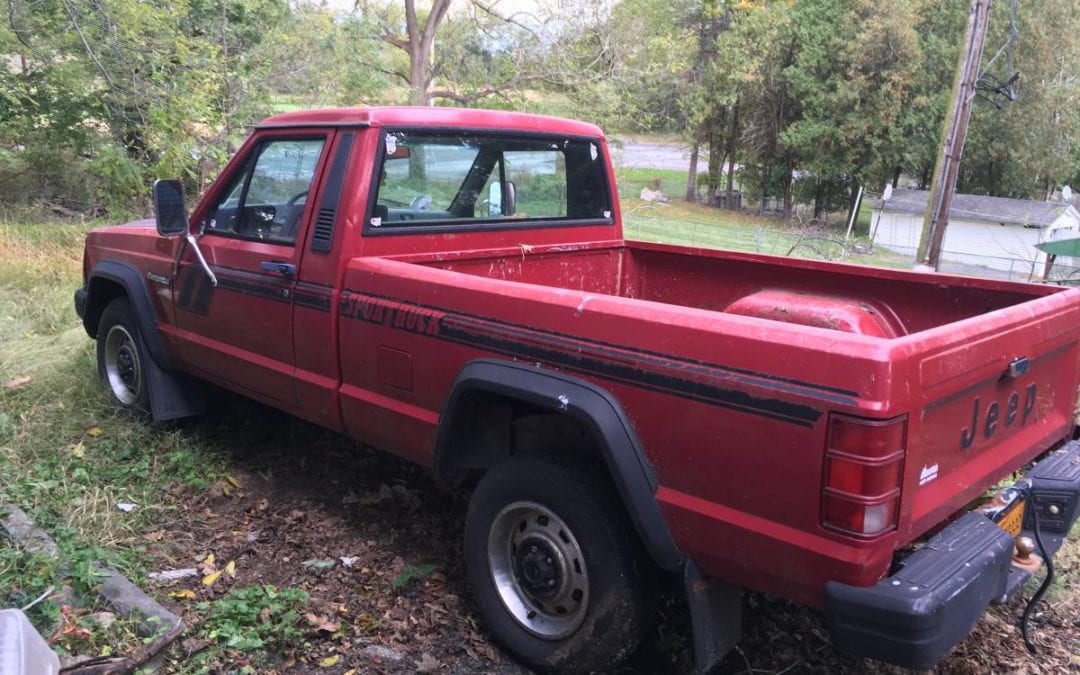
[905,301,1080,538]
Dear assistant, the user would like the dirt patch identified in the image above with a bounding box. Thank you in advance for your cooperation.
[143,394,1078,673]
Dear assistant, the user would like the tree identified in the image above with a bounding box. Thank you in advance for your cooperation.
[367,0,451,105]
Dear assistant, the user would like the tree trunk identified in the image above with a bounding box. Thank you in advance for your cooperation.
[813,182,825,219]
[707,130,723,204]
[759,162,770,216]
[724,103,740,210]
[686,142,699,203]
[402,0,451,106]
[845,180,862,230]
[782,154,795,220]
[892,166,901,188]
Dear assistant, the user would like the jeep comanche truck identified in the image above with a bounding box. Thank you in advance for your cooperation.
[74,107,1080,673]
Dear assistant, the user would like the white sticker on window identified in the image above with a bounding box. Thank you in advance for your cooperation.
[370,217,382,228]
[603,210,611,219]
[590,143,598,161]
[385,135,397,156]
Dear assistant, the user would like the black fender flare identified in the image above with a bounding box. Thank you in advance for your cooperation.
[433,358,684,572]
[84,259,176,371]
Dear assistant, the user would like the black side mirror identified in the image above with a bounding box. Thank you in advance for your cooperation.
[153,179,189,238]
[504,180,516,217]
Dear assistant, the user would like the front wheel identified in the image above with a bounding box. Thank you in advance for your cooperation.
[96,297,150,413]
[465,453,656,673]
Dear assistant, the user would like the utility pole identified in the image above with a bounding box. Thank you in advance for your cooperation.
[915,0,993,270]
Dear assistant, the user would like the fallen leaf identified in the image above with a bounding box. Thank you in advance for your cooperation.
[225,474,243,489]
[169,589,196,600]
[221,484,232,497]
[3,375,32,390]
[203,553,215,566]
[343,670,356,675]
[69,441,85,459]
[339,556,358,568]
[181,637,210,656]
[201,570,223,586]
[224,560,236,578]
[415,652,440,672]
[306,613,341,634]
[87,426,102,437]
[116,502,137,513]
[319,655,340,667]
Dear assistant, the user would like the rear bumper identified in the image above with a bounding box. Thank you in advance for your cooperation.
[824,441,1080,670]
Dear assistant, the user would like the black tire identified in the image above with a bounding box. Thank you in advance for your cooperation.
[95,297,151,413]
[465,452,657,673]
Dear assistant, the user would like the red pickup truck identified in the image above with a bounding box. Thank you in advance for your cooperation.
[75,107,1080,673]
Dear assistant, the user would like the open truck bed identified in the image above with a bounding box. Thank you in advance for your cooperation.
[346,239,1079,600]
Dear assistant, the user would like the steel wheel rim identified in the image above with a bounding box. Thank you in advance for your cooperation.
[104,325,141,405]
[487,500,589,640]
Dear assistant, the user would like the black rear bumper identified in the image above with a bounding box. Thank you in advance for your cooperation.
[825,441,1080,670]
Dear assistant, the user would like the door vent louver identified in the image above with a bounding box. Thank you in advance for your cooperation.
[310,132,354,254]
[311,208,336,252]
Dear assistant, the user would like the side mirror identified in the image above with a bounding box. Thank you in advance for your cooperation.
[487,181,517,217]
[504,180,516,217]
[153,179,189,238]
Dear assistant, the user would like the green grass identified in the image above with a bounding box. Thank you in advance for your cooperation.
[620,197,910,269]
[0,221,228,659]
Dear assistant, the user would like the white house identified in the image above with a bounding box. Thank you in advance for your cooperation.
[871,188,1080,277]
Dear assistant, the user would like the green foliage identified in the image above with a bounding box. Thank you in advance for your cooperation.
[392,562,437,589]
[0,545,61,629]
[199,584,310,651]
[0,0,388,215]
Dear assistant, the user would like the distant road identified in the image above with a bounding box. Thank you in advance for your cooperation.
[610,138,703,171]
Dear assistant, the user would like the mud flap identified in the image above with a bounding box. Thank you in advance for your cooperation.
[144,357,204,421]
[684,560,742,674]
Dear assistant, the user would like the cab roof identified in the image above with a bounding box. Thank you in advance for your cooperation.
[257,106,605,138]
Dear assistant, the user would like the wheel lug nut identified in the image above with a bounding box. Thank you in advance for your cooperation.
[545,557,553,565]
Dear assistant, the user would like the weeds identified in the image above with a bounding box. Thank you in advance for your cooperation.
[392,562,437,590]
[198,584,309,652]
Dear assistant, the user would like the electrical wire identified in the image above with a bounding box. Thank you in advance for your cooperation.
[1019,485,1054,654]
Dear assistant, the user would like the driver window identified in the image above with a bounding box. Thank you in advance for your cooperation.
[205,138,326,245]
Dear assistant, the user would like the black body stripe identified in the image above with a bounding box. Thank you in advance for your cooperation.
[339,291,833,427]
[178,265,333,313]
[294,281,333,311]
[353,290,857,404]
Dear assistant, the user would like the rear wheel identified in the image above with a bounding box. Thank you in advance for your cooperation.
[96,298,150,413]
[465,453,656,673]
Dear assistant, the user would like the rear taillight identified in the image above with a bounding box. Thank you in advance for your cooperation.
[822,414,906,537]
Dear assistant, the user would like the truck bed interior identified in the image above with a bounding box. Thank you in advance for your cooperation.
[416,242,1059,338]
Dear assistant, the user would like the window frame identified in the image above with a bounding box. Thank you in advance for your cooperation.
[362,127,616,237]
[202,134,329,247]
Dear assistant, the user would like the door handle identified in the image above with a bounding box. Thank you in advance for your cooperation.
[260,261,296,276]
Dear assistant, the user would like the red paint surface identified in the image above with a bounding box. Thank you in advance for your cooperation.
[82,107,1080,607]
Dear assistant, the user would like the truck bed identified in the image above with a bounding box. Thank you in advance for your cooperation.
[343,239,1080,605]
[408,240,1055,337]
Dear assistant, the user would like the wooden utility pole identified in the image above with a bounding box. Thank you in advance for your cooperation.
[915,0,993,270]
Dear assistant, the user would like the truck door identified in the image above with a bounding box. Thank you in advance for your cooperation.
[174,131,332,406]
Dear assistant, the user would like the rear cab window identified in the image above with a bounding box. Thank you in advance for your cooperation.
[367,130,612,233]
